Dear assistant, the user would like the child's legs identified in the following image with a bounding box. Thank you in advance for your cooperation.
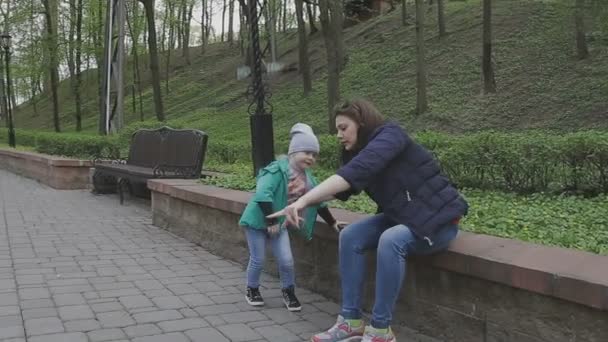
[269,229,295,289]
[245,227,267,288]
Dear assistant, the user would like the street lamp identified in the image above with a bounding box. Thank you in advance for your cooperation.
[246,0,275,176]
[0,33,15,148]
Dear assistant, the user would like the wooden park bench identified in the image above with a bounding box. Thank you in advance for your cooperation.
[93,126,208,204]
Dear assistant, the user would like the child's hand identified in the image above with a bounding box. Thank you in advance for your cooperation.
[267,224,280,236]
[331,221,349,233]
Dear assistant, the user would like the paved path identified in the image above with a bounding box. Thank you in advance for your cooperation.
[0,169,344,342]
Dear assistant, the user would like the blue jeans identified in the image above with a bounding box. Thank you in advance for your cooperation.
[245,227,295,289]
[339,214,458,329]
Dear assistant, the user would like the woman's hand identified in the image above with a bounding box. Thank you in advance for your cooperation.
[331,221,349,233]
[267,199,306,227]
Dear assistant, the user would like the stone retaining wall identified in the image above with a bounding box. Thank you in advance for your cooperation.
[0,148,92,189]
[149,179,608,342]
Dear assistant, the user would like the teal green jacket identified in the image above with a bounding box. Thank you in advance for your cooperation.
[238,158,326,240]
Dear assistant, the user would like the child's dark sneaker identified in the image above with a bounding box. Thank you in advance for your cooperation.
[246,287,264,306]
[282,285,302,312]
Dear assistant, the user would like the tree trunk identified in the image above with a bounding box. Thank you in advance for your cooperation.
[281,0,286,32]
[575,0,589,59]
[295,0,311,95]
[437,0,446,36]
[319,0,340,133]
[75,0,84,131]
[182,1,193,64]
[28,0,39,117]
[402,0,408,26]
[166,2,175,93]
[66,0,83,131]
[482,0,496,93]
[240,8,247,57]
[130,1,142,56]
[42,0,61,132]
[2,0,16,110]
[201,0,207,54]
[140,0,165,121]
[0,71,7,128]
[127,3,145,120]
[161,3,168,51]
[329,0,345,72]
[415,0,428,114]
[177,3,183,49]
[228,0,235,45]
[266,0,278,63]
[306,2,318,34]
[97,0,106,134]
[222,0,227,41]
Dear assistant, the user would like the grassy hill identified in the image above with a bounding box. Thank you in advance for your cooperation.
[11,0,608,142]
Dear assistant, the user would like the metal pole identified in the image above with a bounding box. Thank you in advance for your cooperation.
[248,0,274,176]
[4,47,15,148]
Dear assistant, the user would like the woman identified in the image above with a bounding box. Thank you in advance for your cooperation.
[269,99,468,342]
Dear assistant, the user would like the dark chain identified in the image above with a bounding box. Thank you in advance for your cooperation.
[247,0,272,117]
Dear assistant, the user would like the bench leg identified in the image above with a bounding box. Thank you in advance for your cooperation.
[118,178,130,205]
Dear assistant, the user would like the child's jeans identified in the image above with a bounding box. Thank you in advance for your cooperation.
[245,227,295,289]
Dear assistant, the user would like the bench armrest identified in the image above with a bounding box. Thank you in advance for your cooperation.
[94,158,127,166]
[153,164,199,178]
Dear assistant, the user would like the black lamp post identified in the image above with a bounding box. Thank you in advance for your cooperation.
[247,0,274,176]
[0,33,15,148]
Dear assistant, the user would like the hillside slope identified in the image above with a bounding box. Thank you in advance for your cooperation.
[13,0,608,140]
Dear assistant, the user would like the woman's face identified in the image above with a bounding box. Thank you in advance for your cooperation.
[335,115,359,151]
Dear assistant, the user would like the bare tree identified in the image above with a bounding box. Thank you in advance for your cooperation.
[182,0,194,64]
[139,0,165,121]
[437,0,445,36]
[127,2,145,120]
[0,0,13,120]
[67,0,84,130]
[221,0,227,41]
[306,1,318,34]
[319,0,344,132]
[415,0,428,114]
[42,0,61,132]
[482,0,496,93]
[295,0,311,95]
[228,0,235,45]
[575,0,589,59]
[201,0,208,54]
[401,0,408,26]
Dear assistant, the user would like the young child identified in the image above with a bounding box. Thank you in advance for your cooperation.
[239,123,341,312]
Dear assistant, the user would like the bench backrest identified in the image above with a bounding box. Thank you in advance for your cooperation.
[128,127,208,178]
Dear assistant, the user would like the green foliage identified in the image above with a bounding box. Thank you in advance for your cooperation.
[431,130,608,194]
[4,127,608,195]
[0,128,119,159]
[202,165,608,255]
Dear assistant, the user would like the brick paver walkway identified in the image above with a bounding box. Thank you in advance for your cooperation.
[0,170,344,342]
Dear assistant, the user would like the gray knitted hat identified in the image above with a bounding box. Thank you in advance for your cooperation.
[288,123,320,155]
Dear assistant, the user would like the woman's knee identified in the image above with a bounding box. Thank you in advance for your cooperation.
[378,225,415,256]
[339,225,359,251]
